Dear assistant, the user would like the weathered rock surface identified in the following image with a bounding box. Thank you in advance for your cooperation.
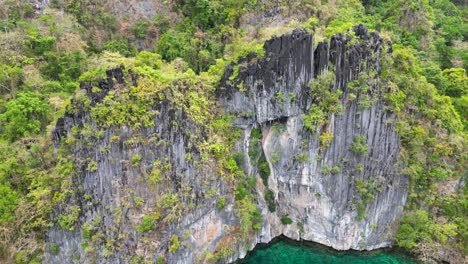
[218,26,405,254]
[48,68,240,264]
[45,26,407,263]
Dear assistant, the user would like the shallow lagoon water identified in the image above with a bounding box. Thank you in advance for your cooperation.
[237,238,418,264]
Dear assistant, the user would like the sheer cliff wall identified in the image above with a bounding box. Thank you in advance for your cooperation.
[46,26,407,263]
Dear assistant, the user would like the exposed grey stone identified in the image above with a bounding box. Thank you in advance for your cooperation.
[46,26,407,264]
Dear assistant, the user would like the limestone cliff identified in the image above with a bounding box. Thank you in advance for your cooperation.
[218,26,405,253]
[45,26,407,263]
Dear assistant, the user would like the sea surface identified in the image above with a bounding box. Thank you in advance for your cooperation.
[236,238,418,264]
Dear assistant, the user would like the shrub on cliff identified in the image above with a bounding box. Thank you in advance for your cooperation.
[0,92,50,142]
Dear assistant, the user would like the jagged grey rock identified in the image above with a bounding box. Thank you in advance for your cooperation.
[45,26,407,264]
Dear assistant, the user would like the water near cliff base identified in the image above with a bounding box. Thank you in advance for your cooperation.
[237,238,418,264]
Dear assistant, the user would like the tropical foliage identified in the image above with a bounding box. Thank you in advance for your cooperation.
[0,0,466,262]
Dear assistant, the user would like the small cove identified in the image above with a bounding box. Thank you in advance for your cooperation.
[236,237,418,264]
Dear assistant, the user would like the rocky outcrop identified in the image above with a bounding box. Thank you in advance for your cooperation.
[47,68,240,264]
[217,26,405,254]
[31,0,173,20]
[45,26,407,263]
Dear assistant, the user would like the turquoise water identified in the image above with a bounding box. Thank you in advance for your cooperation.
[237,239,418,264]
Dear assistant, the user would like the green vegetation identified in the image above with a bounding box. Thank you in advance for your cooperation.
[396,210,457,251]
[157,257,164,264]
[86,160,98,172]
[136,216,155,233]
[0,184,19,224]
[258,156,271,185]
[321,164,330,175]
[168,235,180,253]
[270,152,280,164]
[297,222,304,236]
[264,189,276,212]
[0,92,51,142]
[132,19,150,38]
[134,196,144,208]
[356,163,364,172]
[0,0,466,262]
[350,135,368,155]
[331,166,340,174]
[248,128,262,161]
[375,22,466,256]
[355,179,376,221]
[296,153,309,163]
[58,205,81,230]
[50,243,60,255]
[131,154,142,166]
[148,160,170,185]
[302,70,342,133]
[236,195,263,236]
[217,197,227,210]
[319,132,334,152]
[280,215,293,225]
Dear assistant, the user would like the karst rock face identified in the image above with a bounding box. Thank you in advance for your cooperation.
[217,25,405,253]
[46,25,407,264]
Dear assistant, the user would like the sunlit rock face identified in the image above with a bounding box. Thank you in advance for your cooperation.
[46,25,407,264]
[218,25,406,254]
